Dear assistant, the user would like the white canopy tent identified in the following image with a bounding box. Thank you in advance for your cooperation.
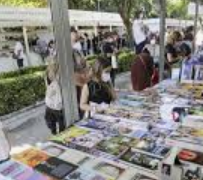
[0,7,124,28]
[141,18,194,32]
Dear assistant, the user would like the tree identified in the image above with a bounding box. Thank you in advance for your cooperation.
[0,0,47,7]
[166,0,190,19]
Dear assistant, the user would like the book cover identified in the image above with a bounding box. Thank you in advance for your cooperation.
[188,107,203,117]
[50,126,90,145]
[35,157,77,179]
[93,162,125,179]
[0,160,28,179]
[58,148,92,166]
[96,136,137,157]
[65,167,114,180]
[77,118,112,130]
[166,126,203,147]
[133,173,156,180]
[120,149,161,170]
[182,165,202,180]
[183,115,203,129]
[70,131,104,149]
[0,160,55,180]
[12,148,50,168]
[0,174,12,180]
[131,139,170,158]
[178,149,203,166]
[42,144,66,157]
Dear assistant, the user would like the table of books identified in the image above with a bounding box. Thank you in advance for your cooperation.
[1,80,203,180]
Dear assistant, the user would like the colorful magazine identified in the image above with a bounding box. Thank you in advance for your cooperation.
[59,150,91,166]
[12,148,50,168]
[178,149,203,166]
[96,136,138,157]
[133,173,156,180]
[93,162,125,179]
[76,118,113,130]
[166,126,203,151]
[50,126,90,145]
[182,165,202,180]
[0,160,55,180]
[65,167,114,180]
[41,143,66,157]
[70,131,104,149]
[131,139,170,158]
[35,157,77,179]
[120,149,161,170]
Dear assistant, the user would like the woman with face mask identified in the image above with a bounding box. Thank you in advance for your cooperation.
[80,57,116,117]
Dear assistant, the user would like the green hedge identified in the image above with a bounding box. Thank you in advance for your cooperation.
[117,51,135,73]
[0,72,46,116]
[0,65,46,79]
[0,50,135,116]
[86,50,135,73]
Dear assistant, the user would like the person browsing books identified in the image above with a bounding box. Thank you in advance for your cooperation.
[80,57,116,117]
[45,62,66,135]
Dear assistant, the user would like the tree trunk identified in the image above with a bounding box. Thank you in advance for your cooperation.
[122,16,134,49]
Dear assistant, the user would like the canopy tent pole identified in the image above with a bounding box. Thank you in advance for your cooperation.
[109,25,113,32]
[49,0,79,126]
[193,0,199,53]
[94,25,98,35]
[22,26,31,66]
[159,0,166,81]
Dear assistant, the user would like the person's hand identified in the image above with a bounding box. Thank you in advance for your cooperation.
[95,103,109,113]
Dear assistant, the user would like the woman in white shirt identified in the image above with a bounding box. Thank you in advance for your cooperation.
[45,62,65,135]
[14,41,25,69]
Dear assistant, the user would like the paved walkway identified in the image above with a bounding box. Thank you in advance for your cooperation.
[7,72,131,149]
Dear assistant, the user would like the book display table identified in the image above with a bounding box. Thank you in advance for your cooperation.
[1,80,203,180]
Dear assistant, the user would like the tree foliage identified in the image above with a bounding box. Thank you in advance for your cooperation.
[0,0,47,7]
[166,0,190,19]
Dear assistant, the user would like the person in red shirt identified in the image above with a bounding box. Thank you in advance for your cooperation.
[131,49,154,91]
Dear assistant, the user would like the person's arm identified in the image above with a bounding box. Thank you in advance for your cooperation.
[166,45,179,64]
[80,84,91,112]
[167,53,177,63]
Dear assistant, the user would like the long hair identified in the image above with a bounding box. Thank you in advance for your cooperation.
[92,56,110,81]
[46,61,59,83]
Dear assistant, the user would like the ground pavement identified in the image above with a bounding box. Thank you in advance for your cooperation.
[7,72,131,149]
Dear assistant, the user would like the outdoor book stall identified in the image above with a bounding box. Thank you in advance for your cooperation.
[1,78,203,180]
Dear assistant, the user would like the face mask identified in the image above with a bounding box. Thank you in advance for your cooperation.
[102,72,111,82]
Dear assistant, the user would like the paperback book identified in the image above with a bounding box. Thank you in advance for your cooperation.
[35,157,77,179]
[0,160,55,180]
[131,139,170,158]
[120,149,161,171]
[182,164,203,180]
[93,162,125,179]
[12,148,50,168]
[183,115,203,129]
[166,126,203,151]
[41,143,66,157]
[96,136,137,157]
[65,167,114,180]
[50,126,90,145]
[178,149,203,166]
[70,131,104,149]
[133,173,156,180]
[76,118,113,131]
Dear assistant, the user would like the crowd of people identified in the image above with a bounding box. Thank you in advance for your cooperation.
[43,24,198,135]
[44,28,121,135]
